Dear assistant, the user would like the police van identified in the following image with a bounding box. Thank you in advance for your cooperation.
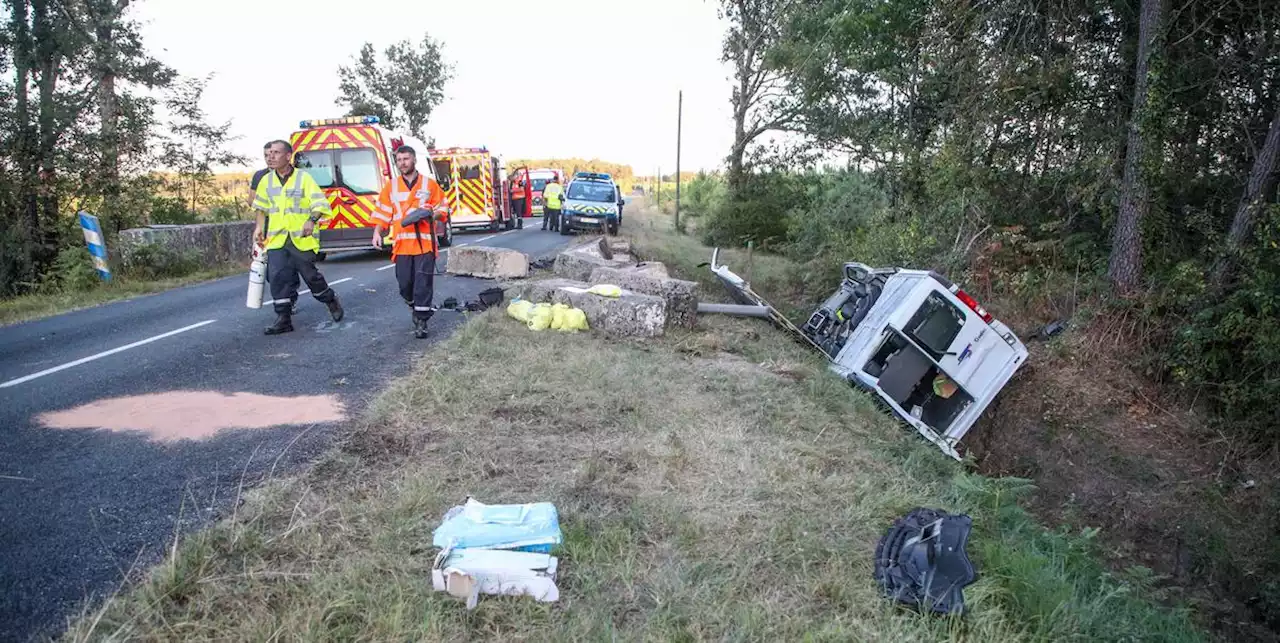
[559,171,625,235]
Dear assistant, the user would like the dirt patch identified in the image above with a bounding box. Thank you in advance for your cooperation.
[968,318,1280,642]
[37,390,346,442]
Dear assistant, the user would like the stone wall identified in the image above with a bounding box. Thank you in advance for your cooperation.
[118,222,256,267]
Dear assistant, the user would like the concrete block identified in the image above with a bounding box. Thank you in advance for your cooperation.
[588,265,700,329]
[553,241,635,281]
[633,261,669,278]
[511,278,667,338]
[118,221,255,268]
[447,245,530,279]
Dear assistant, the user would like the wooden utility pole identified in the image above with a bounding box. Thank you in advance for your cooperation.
[675,90,683,233]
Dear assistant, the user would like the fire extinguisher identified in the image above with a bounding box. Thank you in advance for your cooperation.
[246,242,267,309]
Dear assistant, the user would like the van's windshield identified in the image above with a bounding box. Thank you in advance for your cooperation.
[567,181,616,202]
[295,148,381,194]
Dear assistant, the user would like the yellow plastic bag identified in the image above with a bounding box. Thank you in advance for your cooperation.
[550,303,571,330]
[527,303,554,331]
[586,284,622,298]
[560,308,589,331]
[507,299,534,323]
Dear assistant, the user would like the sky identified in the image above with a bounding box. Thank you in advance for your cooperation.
[135,0,736,175]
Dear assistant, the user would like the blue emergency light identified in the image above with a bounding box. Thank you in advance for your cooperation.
[299,115,381,128]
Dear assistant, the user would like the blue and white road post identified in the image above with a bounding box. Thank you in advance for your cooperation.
[77,211,111,281]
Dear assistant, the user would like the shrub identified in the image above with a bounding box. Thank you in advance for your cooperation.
[42,246,103,293]
[150,196,198,225]
[1167,205,1280,443]
[681,172,726,219]
[701,172,811,250]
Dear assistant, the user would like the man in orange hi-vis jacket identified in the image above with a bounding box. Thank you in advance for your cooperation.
[371,145,448,339]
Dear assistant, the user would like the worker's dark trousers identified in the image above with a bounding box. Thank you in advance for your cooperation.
[396,252,436,322]
[543,207,561,231]
[267,237,334,315]
[511,199,525,219]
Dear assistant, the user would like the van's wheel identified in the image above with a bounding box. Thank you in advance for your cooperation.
[438,222,454,248]
[608,223,619,235]
[490,220,501,232]
[559,216,571,236]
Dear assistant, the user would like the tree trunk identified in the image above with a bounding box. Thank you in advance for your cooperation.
[11,0,38,251]
[34,0,62,254]
[727,45,752,196]
[1209,104,1280,294]
[1108,0,1164,295]
[96,3,122,232]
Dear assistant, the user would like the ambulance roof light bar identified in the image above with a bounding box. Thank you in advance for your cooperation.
[430,146,489,155]
[299,115,380,128]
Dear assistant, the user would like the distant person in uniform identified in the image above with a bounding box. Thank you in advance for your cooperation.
[541,175,564,232]
[510,175,526,221]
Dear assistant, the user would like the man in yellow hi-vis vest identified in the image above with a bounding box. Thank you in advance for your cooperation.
[541,175,564,231]
[252,140,344,335]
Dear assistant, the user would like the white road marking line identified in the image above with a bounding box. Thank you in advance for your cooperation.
[0,320,218,389]
[474,235,496,243]
[376,263,396,271]
[299,277,353,296]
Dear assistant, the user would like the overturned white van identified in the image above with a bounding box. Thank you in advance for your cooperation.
[707,251,1029,460]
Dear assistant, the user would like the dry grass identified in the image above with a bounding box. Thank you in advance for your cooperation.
[64,202,1205,642]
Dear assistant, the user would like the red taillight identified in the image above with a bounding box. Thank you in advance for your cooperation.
[953,288,993,324]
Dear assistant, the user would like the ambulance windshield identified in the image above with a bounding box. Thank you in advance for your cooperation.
[294,148,381,195]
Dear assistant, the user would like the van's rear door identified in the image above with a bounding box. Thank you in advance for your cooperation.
[899,286,1020,399]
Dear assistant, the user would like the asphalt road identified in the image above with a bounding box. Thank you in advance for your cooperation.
[0,222,571,642]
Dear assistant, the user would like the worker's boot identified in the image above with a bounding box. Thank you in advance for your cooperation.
[326,295,344,322]
[413,317,429,339]
[264,313,293,335]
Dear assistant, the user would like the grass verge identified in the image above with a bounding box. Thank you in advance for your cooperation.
[0,266,243,327]
[65,203,1205,642]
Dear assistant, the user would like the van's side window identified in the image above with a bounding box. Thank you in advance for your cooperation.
[904,292,965,359]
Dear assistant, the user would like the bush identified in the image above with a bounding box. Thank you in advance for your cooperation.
[121,243,202,280]
[681,172,726,219]
[702,172,812,250]
[42,246,103,293]
[1166,205,1280,443]
[150,196,198,225]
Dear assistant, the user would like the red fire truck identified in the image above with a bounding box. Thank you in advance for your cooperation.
[428,146,522,232]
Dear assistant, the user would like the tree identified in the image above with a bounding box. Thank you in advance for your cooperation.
[161,76,247,219]
[720,0,801,194]
[336,35,452,141]
[1109,0,1167,295]
[1210,103,1280,294]
[59,0,173,232]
